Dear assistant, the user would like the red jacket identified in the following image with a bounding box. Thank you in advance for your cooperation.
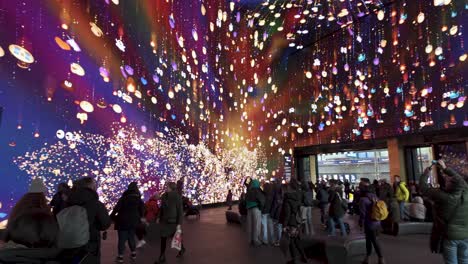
[144,197,159,222]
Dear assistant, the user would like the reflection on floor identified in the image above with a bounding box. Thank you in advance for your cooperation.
[101,207,444,264]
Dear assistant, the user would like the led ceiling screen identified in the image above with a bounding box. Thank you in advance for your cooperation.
[0,0,466,219]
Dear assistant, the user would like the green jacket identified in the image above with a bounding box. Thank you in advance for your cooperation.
[419,168,468,240]
[246,179,265,210]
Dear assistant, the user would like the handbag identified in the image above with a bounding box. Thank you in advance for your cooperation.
[430,191,464,254]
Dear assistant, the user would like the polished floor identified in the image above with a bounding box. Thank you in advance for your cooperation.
[101,207,444,264]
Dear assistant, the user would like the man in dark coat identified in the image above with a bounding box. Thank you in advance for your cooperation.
[419,160,467,264]
[67,177,111,264]
[302,182,314,236]
[261,183,274,244]
[281,179,307,264]
[50,182,70,217]
[111,182,144,263]
[316,183,329,225]
[328,187,347,237]
[155,182,185,264]
[378,179,399,235]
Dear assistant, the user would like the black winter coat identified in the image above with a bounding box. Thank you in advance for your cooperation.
[50,192,67,216]
[281,191,302,227]
[111,190,144,230]
[67,188,111,254]
[270,186,283,220]
[328,190,346,218]
[159,191,183,237]
[262,190,274,214]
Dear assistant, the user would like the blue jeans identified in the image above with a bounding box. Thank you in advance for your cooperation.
[328,216,347,237]
[399,201,406,221]
[261,214,273,244]
[443,239,468,264]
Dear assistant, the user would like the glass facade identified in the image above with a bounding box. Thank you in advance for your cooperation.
[317,149,389,184]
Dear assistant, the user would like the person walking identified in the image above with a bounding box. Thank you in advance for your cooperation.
[67,177,111,264]
[344,180,351,199]
[316,183,329,226]
[419,160,467,264]
[394,175,410,221]
[281,180,307,264]
[50,182,70,217]
[261,183,274,245]
[378,179,399,235]
[8,178,50,225]
[154,182,185,264]
[302,182,314,236]
[359,178,386,264]
[328,186,347,237]
[245,179,265,247]
[111,182,145,263]
[226,190,233,210]
[270,182,285,246]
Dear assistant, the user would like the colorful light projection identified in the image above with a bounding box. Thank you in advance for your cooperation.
[13,124,267,210]
[0,0,465,213]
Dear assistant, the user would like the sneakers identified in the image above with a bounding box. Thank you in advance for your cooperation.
[136,240,146,248]
[131,252,137,260]
[116,256,124,263]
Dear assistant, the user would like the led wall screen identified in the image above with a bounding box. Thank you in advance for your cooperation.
[0,0,466,220]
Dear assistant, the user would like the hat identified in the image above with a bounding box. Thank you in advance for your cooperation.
[128,182,138,191]
[29,178,47,193]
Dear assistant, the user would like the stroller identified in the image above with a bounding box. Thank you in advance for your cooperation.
[183,196,200,219]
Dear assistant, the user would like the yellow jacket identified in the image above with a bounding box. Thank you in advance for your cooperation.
[395,182,410,202]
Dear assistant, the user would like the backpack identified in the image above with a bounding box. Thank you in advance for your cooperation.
[371,199,389,221]
[57,205,90,249]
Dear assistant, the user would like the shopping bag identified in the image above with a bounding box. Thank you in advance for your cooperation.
[171,227,182,251]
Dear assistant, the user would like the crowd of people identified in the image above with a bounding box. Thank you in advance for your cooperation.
[0,159,465,264]
[0,177,186,264]
[236,160,467,264]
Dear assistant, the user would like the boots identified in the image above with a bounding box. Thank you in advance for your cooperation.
[361,256,369,264]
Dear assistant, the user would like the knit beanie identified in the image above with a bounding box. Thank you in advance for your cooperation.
[29,178,47,193]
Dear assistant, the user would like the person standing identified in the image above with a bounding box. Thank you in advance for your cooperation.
[8,178,50,224]
[344,180,351,199]
[394,175,410,221]
[419,160,467,264]
[270,182,284,246]
[50,182,70,217]
[302,182,314,236]
[261,183,274,245]
[111,182,144,263]
[226,190,233,210]
[316,183,329,226]
[359,178,386,264]
[328,186,347,237]
[155,182,185,264]
[378,179,399,235]
[281,180,307,264]
[67,177,111,264]
[245,179,265,247]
